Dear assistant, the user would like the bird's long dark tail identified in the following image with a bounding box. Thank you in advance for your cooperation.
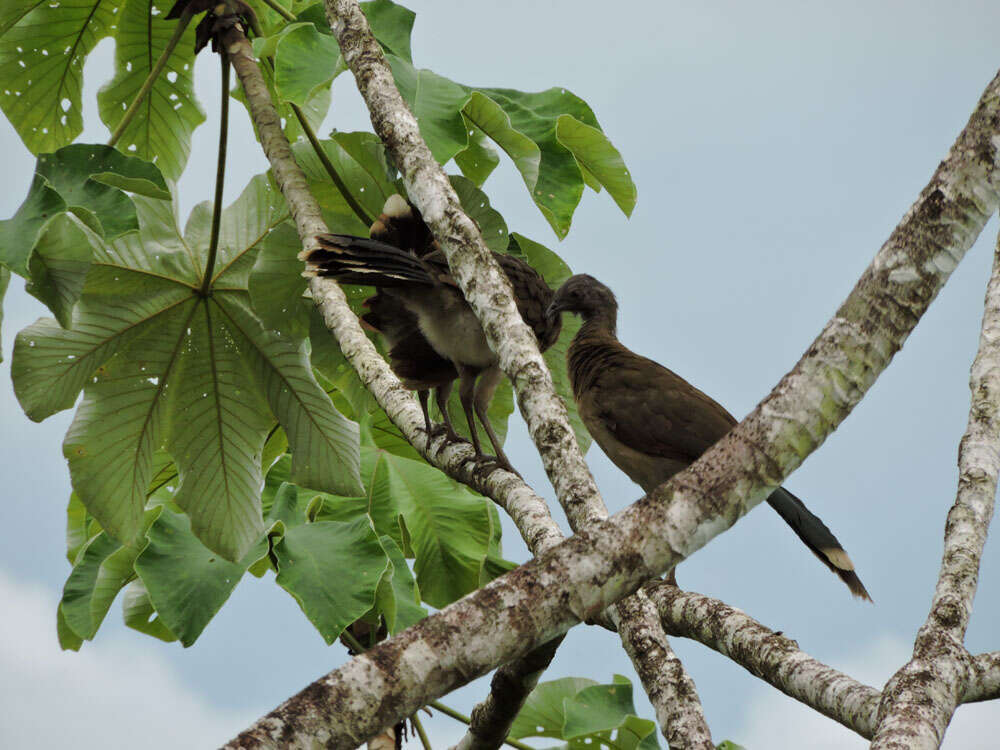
[766,487,872,601]
[300,234,435,287]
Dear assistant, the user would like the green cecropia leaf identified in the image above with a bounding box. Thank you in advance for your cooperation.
[259,0,634,236]
[0,144,169,277]
[12,172,362,562]
[315,445,511,608]
[97,0,205,180]
[0,0,125,154]
[510,675,661,750]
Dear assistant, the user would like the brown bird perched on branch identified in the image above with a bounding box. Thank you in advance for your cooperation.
[547,274,871,600]
[301,199,561,473]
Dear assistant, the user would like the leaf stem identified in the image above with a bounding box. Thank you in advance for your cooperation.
[290,103,375,226]
[256,0,296,22]
[339,628,367,654]
[410,713,432,750]
[427,702,534,750]
[247,7,373,227]
[108,6,194,147]
[201,53,231,295]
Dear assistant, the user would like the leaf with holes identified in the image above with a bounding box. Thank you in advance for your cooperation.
[511,675,660,750]
[0,0,126,153]
[12,174,360,561]
[97,0,205,180]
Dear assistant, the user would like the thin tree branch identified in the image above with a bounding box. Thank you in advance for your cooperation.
[323,3,711,747]
[611,590,713,749]
[871,222,1000,748]
[648,583,881,738]
[224,68,1000,750]
[966,651,1000,703]
[450,636,563,750]
[107,6,194,147]
[202,52,231,294]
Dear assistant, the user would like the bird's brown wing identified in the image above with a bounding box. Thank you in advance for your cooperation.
[587,347,737,465]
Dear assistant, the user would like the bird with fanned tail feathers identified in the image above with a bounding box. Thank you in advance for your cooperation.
[301,196,560,474]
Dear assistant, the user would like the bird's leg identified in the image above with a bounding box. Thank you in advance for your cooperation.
[472,366,519,477]
[425,382,459,453]
[418,389,433,434]
[456,363,484,456]
[434,381,458,439]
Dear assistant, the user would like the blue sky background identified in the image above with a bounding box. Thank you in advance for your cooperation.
[2,1,1000,747]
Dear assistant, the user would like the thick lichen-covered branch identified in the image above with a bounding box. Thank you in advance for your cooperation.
[871,226,1000,749]
[225,68,1000,750]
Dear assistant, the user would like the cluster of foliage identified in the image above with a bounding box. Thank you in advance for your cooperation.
[0,0,709,742]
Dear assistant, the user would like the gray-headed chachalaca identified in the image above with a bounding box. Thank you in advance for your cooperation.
[302,199,560,473]
[547,274,871,599]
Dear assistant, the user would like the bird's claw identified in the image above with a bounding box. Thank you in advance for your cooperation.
[470,454,521,482]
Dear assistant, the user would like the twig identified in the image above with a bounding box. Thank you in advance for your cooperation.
[411,713,432,750]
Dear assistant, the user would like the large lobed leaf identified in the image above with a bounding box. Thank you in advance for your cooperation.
[259,0,634,236]
[13,169,362,562]
[0,0,125,153]
[317,446,507,608]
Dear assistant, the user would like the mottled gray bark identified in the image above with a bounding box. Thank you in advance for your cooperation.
[611,590,714,749]
[966,651,1000,703]
[871,228,1000,748]
[650,583,881,738]
[224,68,1000,750]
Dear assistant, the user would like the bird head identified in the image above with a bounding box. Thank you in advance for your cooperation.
[547,274,618,325]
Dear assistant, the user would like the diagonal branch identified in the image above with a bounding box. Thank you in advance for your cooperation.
[224,68,1000,750]
[871,223,1000,748]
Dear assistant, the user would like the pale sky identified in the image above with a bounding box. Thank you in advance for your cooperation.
[2,1,1000,747]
